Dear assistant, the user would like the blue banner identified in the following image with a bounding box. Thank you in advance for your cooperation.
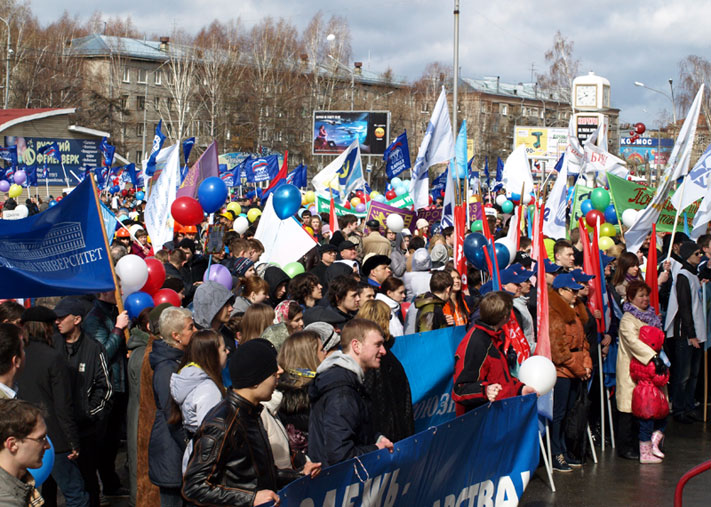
[246,155,280,183]
[391,326,467,431]
[6,137,102,185]
[275,394,539,506]
[0,178,115,298]
[384,131,411,180]
[286,164,307,188]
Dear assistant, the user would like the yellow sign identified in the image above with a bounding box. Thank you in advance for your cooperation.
[513,126,567,160]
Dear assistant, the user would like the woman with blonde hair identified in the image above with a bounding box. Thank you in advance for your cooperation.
[356,300,415,442]
[238,303,275,344]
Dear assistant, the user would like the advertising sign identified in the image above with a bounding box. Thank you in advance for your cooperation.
[313,110,389,155]
[513,126,567,161]
[5,136,101,186]
[575,113,604,145]
[619,136,674,166]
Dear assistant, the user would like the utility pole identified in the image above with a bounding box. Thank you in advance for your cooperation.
[0,16,11,109]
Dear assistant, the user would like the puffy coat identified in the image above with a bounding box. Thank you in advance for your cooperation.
[629,325,669,420]
[148,340,185,488]
[549,289,592,379]
[170,364,223,473]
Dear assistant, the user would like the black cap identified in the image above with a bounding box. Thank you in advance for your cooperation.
[228,339,278,389]
[361,254,391,277]
[319,244,338,254]
[21,305,57,324]
[338,240,357,252]
[54,297,90,319]
[680,241,700,261]
[178,238,196,251]
[365,219,380,230]
[303,306,347,327]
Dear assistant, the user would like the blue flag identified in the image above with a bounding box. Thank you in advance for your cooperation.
[467,155,475,177]
[231,156,253,186]
[144,121,167,176]
[179,137,195,183]
[123,164,142,188]
[99,138,115,168]
[430,168,448,199]
[0,145,18,169]
[493,156,504,191]
[246,155,279,183]
[24,166,38,187]
[383,131,411,180]
[91,166,107,190]
[483,156,490,188]
[0,177,115,298]
[554,153,564,172]
[286,164,307,188]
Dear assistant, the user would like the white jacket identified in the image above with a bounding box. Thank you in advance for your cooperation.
[375,293,404,337]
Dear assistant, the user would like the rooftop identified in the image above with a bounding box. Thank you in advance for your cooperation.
[460,76,569,102]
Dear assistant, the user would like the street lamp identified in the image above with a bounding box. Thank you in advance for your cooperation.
[327,53,354,111]
[634,80,677,124]
[0,16,12,109]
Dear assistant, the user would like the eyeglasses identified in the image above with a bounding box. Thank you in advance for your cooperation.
[23,435,48,445]
[694,251,703,257]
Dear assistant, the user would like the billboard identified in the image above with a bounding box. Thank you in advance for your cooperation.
[619,136,674,167]
[575,113,604,145]
[312,110,389,155]
[513,126,567,160]
[5,136,101,186]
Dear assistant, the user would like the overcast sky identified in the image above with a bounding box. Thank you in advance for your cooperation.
[32,0,711,128]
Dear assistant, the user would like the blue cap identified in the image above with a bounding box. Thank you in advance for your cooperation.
[600,253,615,267]
[479,280,494,296]
[552,273,584,290]
[501,263,534,285]
[544,258,562,273]
[570,268,594,283]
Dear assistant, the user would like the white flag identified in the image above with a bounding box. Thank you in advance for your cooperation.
[311,139,363,203]
[583,142,629,186]
[542,160,569,240]
[501,145,534,196]
[255,195,319,266]
[565,117,584,176]
[144,143,181,252]
[625,85,704,253]
[671,144,711,211]
[690,191,711,240]
[410,87,455,210]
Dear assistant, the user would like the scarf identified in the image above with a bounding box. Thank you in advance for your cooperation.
[623,302,662,329]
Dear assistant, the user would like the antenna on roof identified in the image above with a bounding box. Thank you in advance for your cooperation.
[103,22,107,35]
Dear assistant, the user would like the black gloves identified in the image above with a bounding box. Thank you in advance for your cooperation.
[652,355,667,375]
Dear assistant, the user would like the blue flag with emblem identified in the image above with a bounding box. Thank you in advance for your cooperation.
[286,163,307,188]
[0,177,115,298]
[0,145,18,169]
[99,138,115,168]
[483,155,490,188]
[231,156,253,186]
[23,166,38,187]
[245,155,279,183]
[145,120,167,176]
[180,137,195,183]
[384,130,411,180]
[494,157,504,191]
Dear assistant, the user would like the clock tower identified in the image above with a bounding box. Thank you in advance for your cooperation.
[572,72,610,147]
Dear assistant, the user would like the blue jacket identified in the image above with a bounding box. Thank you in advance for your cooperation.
[148,339,186,488]
[307,353,378,467]
[83,299,126,393]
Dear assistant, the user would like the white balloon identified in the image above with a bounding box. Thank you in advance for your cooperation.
[14,204,28,218]
[128,224,144,237]
[521,194,532,205]
[233,216,250,234]
[495,194,507,206]
[385,213,404,233]
[495,237,516,267]
[391,177,403,187]
[115,254,148,291]
[621,208,639,228]
[518,355,557,395]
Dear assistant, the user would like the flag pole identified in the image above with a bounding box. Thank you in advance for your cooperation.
[703,281,708,423]
[89,175,128,342]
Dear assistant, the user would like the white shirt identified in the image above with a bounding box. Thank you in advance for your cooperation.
[0,382,17,399]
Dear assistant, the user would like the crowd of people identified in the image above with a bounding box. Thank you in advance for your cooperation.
[0,189,709,506]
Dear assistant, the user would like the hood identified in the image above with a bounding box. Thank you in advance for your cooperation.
[261,388,283,415]
[264,266,290,302]
[411,248,432,272]
[170,364,210,406]
[414,292,445,309]
[375,293,399,311]
[325,262,353,284]
[127,328,150,351]
[395,232,407,253]
[316,350,364,383]
[193,281,233,329]
[149,339,184,370]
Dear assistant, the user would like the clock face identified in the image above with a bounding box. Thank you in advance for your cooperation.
[576,85,597,107]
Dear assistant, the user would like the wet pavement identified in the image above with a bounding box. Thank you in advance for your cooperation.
[522,417,711,507]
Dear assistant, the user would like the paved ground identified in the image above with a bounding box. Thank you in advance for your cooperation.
[521,417,710,507]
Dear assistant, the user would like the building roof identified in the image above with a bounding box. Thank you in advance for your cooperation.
[68,34,178,62]
[460,76,568,103]
[0,108,76,133]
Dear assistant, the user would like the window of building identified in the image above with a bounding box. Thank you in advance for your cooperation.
[137,123,144,137]
[530,107,538,117]
[499,103,508,116]
[135,150,143,164]
[154,96,160,110]
[166,97,173,110]
[120,95,128,109]
[122,67,130,83]
[137,95,145,111]
[154,70,162,85]
[137,68,147,84]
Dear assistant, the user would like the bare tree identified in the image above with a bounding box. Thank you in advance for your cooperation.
[536,31,579,112]
[677,55,711,133]
[159,30,198,145]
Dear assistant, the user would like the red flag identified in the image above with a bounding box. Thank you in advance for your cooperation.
[579,218,604,333]
[503,310,531,364]
[263,150,288,194]
[454,203,468,290]
[646,224,660,314]
[535,204,551,359]
[329,189,339,234]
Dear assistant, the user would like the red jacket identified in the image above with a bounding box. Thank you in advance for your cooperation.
[452,323,523,416]
[630,326,669,420]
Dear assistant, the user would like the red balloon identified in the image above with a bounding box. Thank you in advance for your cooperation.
[356,190,364,198]
[171,196,204,226]
[585,209,605,227]
[385,190,397,200]
[152,288,182,307]
[141,257,166,295]
[56,196,62,202]
[121,189,128,197]
[635,122,646,135]
[344,201,351,209]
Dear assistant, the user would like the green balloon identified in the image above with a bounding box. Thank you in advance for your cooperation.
[470,220,483,233]
[501,200,514,214]
[282,261,305,278]
[527,204,536,215]
[591,188,611,211]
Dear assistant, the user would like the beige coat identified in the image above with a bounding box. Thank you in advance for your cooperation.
[362,232,392,258]
[616,312,657,413]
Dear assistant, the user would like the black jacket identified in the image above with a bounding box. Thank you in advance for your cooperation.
[264,266,290,308]
[182,391,302,506]
[53,331,112,427]
[672,262,699,340]
[308,363,378,467]
[16,340,79,453]
[148,339,186,488]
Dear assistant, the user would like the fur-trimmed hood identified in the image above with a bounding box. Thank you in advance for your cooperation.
[548,288,589,325]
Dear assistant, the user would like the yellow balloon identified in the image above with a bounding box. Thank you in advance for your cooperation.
[247,208,262,223]
[543,238,555,261]
[226,202,242,216]
[598,236,615,251]
[304,226,314,235]
[350,197,361,206]
[8,184,22,198]
[304,191,316,203]
[599,223,616,237]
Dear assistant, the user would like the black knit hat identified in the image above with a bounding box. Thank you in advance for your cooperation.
[20,305,57,324]
[679,241,700,261]
[228,338,278,389]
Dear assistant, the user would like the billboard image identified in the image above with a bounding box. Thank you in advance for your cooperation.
[313,111,389,155]
[513,126,567,160]
[619,136,674,167]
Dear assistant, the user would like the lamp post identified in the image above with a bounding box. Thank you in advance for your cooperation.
[634,80,677,124]
[327,54,354,110]
[0,16,11,109]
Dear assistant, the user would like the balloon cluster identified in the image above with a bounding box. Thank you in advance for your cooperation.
[170,176,229,227]
[628,122,646,144]
[580,187,619,250]
[463,233,516,272]
[343,190,371,212]
[116,254,181,318]
[374,177,411,203]
[495,192,532,214]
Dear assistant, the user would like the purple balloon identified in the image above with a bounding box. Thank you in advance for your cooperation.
[355,203,366,212]
[13,170,26,185]
[0,180,9,192]
[308,205,317,214]
[203,264,233,290]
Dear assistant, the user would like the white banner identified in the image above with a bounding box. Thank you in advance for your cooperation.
[144,143,180,252]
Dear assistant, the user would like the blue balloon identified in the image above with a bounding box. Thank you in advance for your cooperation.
[124,291,154,320]
[373,194,387,203]
[510,192,521,203]
[391,177,403,187]
[463,232,487,265]
[110,185,120,194]
[48,200,57,207]
[472,248,488,270]
[28,436,54,486]
[604,204,618,224]
[395,185,408,197]
[198,176,228,214]
[581,199,593,216]
[272,183,302,219]
[135,190,145,200]
[495,242,510,269]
